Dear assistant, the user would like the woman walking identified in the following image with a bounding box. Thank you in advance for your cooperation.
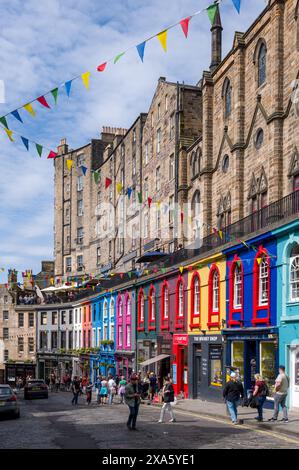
[118,376,127,404]
[86,380,93,405]
[99,377,108,405]
[158,378,176,423]
[252,374,268,422]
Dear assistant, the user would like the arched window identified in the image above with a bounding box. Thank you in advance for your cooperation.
[233,265,242,309]
[191,151,199,178]
[258,42,267,87]
[175,277,185,329]
[190,272,201,329]
[126,295,131,317]
[208,265,221,329]
[222,78,232,118]
[109,298,115,319]
[259,256,269,306]
[148,285,156,330]
[138,289,145,331]
[103,300,108,319]
[229,258,244,327]
[253,247,271,326]
[295,1,299,50]
[290,244,299,301]
[213,270,220,312]
[192,191,201,241]
[125,294,131,349]
[161,281,169,330]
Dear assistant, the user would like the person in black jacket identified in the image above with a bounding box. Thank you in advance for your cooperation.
[158,378,176,423]
[223,372,244,425]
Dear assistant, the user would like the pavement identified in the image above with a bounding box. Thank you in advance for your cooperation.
[148,397,299,439]
[0,391,298,449]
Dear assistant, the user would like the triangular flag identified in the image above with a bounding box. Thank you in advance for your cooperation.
[116,182,123,194]
[105,177,112,189]
[180,16,191,38]
[81,166,88,176]
[47,151,57,159]
[207,4,218,25]
[23,103,36,117]
[114,52,125,64]
[11,110,23,123]
[4,128,14,142]
[219,230,223,240]
[21,137,29,151]
[136,42,146,62]
[65,81,72,97]
[127,187,132,199]
[94,171,100,184]
[81,72,90,89]
[179,266,184,274]
[232,0,241,14]
[97,62,107,72]
[0,116,9,128]
[37,96,51,109]
[157,30,168,52]
[237,260,242,268]
[66,159,73,171]
[51,88,59,104]
[138,192,143,204]
[128,272,132,279]
[257,258,262,265]
[148,197,153,208]
[36,144,43,157]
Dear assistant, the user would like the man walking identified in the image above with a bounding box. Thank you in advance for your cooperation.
[125,374,141,431]
[269,365,290,423]
[108,375,116,405]
[223,372,244,425]
[71,376,81,406]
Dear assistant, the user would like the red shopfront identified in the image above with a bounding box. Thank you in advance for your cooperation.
[172,334,188,398]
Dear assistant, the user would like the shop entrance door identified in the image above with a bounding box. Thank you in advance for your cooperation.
[245,341,257,394]
[291,346,299,409]
[193,350,201,399]
[177,347,185,396]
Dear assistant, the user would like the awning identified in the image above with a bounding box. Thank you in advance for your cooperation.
[140,354,170,367]
[137,251,167,263]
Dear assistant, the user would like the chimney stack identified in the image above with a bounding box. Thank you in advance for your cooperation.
[210,2,223,72]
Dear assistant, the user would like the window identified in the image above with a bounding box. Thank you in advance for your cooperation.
[18,312,24,328]
[77,255,83,272]
[51,331,58,349]
[156,166,161,191]
[156,207,161,232]
[170,113,175,140]
[222,78,232,118]
[169,154,175,180]
[77,176,83,192]
[259,256,269,306]
[110,323,114,342]
[77,154,84,167]
[4,350,9,362]
[97,247,101,266]
[4,296,8,304]
[40,331,48,349]
[29,312,34,328]
[165,94,168,112]
[3,328,9,340]
[69,331,73,349]
[208,266,221,329]
[77,199,84,216]
[61,311,66,325]
[66,257,72,273]
[28,337,34,354]
[103,300,108,319]
[149,286,156,328]
[18,337,24,354]
[176,279,184,322]
[222,155,229,173]
[118,325,123,347]
[61,331,67,349]
[103,325,108,341]
[138,289,145,330]
[157,129,161,154]
[144,178,149,200]
[145,142,149,165]
[191,151,199,178]
[169,195,174,225]
[41,312,47,325]
[290,245,299,301]
[52,311,58,325]
[210,346,223,387]
[3,310,9,321]
[126,325,131,348]
[161,281,169,327]
[233,264,243,309]
[258,42,267,87]
[191,273,200,326]
[132,154,136,177]
[69,310,73,324]
[192,191,201,241]
[255,128,264,150]
[212,270,220,312]
[77,227,83,245]
[157,102,161,120]
[110,298,115,320]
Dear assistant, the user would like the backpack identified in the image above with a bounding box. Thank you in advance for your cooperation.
[260,382,270,397]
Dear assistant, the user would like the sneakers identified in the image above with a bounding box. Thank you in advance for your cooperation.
[232,421,239,425]
[280,418,289,423]
[268,418,277,422]
[158,420,163,423]
[169,419,176,423]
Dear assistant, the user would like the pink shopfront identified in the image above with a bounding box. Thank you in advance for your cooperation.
[115,290,136,379]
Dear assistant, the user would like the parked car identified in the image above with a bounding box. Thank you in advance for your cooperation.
[24,379,48,400]
[0,385,20,419]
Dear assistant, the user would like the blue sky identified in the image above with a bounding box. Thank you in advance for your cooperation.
[0,0,265,283]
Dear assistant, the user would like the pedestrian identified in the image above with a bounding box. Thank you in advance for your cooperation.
[158,378,176,423]
[99,377,108,405]
[252,374,269,422]
[86,380,93,405]
[50,372,56,392]
[125,374,141,431]
[108,376,117,405]
[95,375,102,404]
[268,365,290,423]
[55,376,60,393]
[223,372,244,425]
[149,372,157,403]
[118,376,127,404]
[71,376,81,406]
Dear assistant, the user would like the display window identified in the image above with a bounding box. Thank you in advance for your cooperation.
[260,341,276,396]
[231,341,244,381]
[209,345,223,387]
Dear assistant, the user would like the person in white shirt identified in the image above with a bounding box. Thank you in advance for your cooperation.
[108,375,116,405]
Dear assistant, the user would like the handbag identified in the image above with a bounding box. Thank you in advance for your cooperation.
[249,396,259,408]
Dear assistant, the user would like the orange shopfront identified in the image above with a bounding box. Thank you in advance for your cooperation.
[172,334,188,398]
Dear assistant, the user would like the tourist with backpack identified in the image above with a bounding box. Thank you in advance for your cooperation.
[252,374,269,422]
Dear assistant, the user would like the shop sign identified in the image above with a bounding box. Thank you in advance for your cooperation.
[193,336,219,343]
[209,345,222,360]
[173,334,188,346]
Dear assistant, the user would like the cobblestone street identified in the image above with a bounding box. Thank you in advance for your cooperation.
[0,392,298,449]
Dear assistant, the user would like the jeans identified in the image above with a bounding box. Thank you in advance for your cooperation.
[273,393,288,420]
[127,403,140,429]
[159,403,175,422]
[109,393,114,405]
[226,400,239,423]
[256,396,266,420]
[72,391,79,405]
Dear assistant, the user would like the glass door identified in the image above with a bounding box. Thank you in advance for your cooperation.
[231,341,244,382]
[291,346,299,409]
[260,341,276,397]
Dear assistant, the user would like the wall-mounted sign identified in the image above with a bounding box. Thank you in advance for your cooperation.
[173,334,188,346]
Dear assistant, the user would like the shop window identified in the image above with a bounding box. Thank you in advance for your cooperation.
[190,272,201,329]
[231,341,244,382]
[138,289,145,331]
[161,281,170,330]
[290,244,299,302]
[208,265,221,329]
[210,346,223,387]
[260,341,276,396]
[148,286,156,331]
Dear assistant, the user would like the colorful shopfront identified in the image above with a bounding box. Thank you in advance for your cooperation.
[187,253,226,401]
[115,287,136,379]
[273,219,299,410]
[223,232,278,399]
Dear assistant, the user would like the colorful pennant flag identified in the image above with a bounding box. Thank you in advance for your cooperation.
[36,144,43,157]
[136,42,146,62]
[4,128,14,142]
[207,3,218,25]
[66,159,73,171]
[11,109,23,123]
[0,116,9,128]
[179,266,184,274]
[180,16,191,38]
[81,166,88,176]
[116,182,123,194]
[232,0,241,14]
[114,52,125,64]
[105,177,112,189]
[157,30,168,52]
[148,197,153,208]
[81,72,90,89]
[65,81,72,97]
[127,187,132,199]
[47,151,57,159]
[37,96,51,109]
[23,103,36,117]
[94,171,100,184]
[138,192,143,204]
[97,62,107,72]
[51,88,59,104]
[21,137,29,151]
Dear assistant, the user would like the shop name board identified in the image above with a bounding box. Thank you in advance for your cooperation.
[209,346,222,360]
[228,335,277,341]
[173,335,188,346]
[193,336,219,343]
